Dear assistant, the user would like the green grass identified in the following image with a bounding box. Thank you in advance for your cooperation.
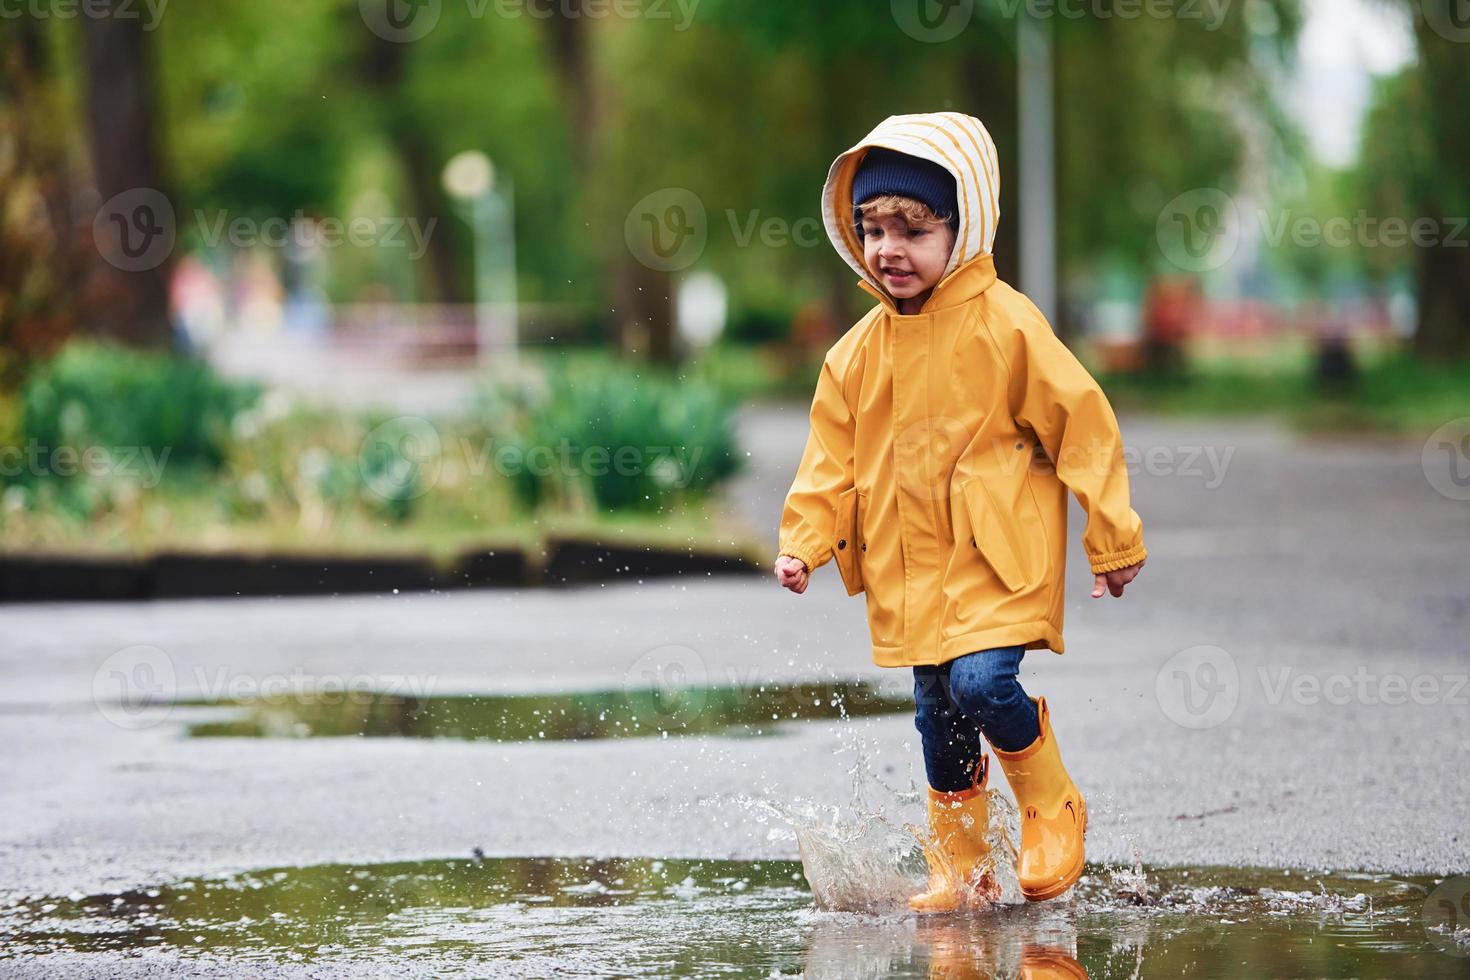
[0,479,767,566]
[1099,349,1470,435]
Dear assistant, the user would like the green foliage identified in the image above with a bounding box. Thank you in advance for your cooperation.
[16,342,258,480]
[221,402,438,526]
[1101,345,1470,432]
[1053,1,1303,277]
[474,358,743,514]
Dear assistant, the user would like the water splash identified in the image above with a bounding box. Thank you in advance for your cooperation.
[734,735,1027,914]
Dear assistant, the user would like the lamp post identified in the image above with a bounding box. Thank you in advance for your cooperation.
[1018,11,1058,326]
[442,150,517,369]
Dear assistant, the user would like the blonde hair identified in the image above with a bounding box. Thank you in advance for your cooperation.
[857,194,954,231]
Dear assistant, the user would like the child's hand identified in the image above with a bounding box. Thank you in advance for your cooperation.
[774,556,810,594]
[1092,559,1144,599]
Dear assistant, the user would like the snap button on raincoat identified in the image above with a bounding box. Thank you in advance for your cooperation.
[778,112,1147,668]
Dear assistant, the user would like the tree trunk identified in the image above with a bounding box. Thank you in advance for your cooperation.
[961,30,1021,291]
[614,256,675,362]
[80,1,173,348]
[531,0,677,364]
[1413,227,1470,361]
[1,18,82,379]
[358,23,468,304]
[1409,17,1470,362]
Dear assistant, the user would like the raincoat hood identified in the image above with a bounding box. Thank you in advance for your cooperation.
[821,112,1001,298]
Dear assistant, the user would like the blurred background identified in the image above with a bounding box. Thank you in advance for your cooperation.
[4,3,1470,973]
[1,0,1467,574]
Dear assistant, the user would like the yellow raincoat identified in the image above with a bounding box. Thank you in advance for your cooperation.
[778,112,1147,668]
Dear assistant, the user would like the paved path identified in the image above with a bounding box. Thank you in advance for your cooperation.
[2,411,1467,905]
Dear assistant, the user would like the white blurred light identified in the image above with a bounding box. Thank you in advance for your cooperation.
[676,271,727,349]
[442,151,494,200]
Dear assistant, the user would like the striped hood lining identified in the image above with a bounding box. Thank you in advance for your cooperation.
[821,112,1001,295]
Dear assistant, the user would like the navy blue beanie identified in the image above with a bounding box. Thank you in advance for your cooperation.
[851,147,960,234]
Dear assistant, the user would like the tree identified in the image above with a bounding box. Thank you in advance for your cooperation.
[1364,3,1470,361]
[80,0,174,347]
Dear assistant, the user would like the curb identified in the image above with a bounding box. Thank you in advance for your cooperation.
[0,539,760,603]
[541,535,764,585]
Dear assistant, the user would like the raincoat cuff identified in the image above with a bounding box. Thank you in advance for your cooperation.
[777,544,825,573]
[1088,543,1147,576]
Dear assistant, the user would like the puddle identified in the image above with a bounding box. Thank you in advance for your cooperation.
[1,857,1459,977]
[176,680,912,742]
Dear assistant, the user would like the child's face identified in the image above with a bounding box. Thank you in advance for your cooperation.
[860,213,956,307]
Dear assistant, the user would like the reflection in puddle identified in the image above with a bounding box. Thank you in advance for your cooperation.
[0,857,1456,977]
[179,680,912,742]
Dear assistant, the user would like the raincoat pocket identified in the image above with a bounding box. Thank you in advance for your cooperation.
[959,478,1029,593]
[833,487,865,597]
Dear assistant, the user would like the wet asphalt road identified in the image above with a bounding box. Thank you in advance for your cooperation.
[2,409,1468,915]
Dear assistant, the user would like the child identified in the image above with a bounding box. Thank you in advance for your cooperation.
[774,113,1146,912]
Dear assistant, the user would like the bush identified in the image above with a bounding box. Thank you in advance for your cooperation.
[475,358,743,514]
[17,342,259,481]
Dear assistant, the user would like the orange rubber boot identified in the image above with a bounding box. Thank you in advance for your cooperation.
[991,696,1087,902]
[1019,947,1089,979]
[908,755,1000,914]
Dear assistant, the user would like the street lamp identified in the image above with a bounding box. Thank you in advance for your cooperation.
[442,150,518,369]
[1019,12,1057,326]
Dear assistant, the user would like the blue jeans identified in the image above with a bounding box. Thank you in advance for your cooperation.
[913,646,1042,793]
